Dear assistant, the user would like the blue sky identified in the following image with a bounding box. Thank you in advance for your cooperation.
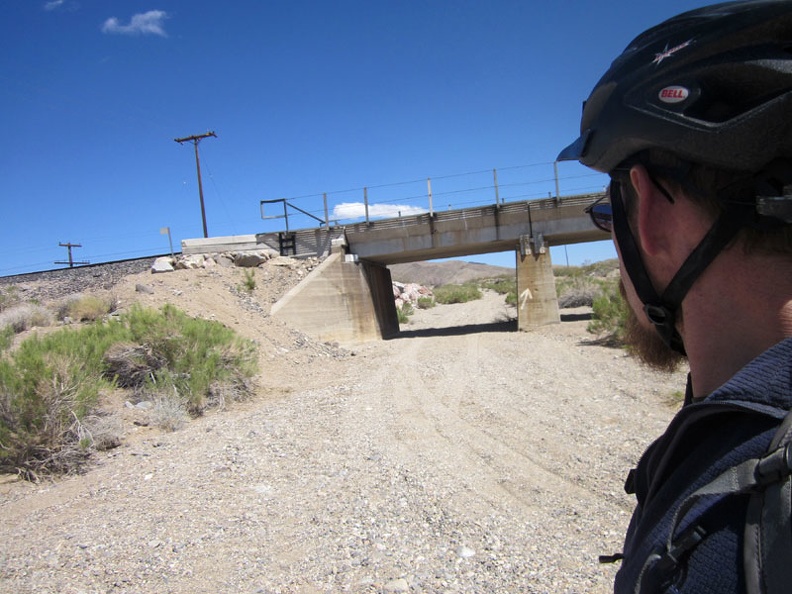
[2,0,715,275]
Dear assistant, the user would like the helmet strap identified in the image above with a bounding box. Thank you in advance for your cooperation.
[611,179,746,356]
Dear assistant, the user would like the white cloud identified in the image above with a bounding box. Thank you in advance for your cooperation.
[102,10,168,37]
[44,0,78,11]
[333,202,427,222]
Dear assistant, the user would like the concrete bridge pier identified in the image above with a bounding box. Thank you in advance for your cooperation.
[270,243,399,343]
[516,234,560,331]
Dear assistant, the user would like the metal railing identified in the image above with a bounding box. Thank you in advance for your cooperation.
[260,162,607,234]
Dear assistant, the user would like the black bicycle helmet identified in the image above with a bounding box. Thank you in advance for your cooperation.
[558,0,792,174]
[559,0,792,357]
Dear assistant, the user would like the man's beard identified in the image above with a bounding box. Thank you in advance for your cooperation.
[620,280,685,372]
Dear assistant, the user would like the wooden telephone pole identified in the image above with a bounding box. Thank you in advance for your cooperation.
[55,242,89,268]
[174,131,216,238]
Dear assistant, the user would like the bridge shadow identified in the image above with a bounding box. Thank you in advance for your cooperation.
[391,310,592,339]
[392,319,517,339]
[560,311,592,322]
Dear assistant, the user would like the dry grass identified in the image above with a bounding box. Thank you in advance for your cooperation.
[0,303,53,333]
[57,293,118,322]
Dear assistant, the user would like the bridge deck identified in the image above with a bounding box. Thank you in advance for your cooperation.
[182,192,609,264]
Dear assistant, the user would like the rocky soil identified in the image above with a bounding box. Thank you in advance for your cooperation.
[0,258,687,593]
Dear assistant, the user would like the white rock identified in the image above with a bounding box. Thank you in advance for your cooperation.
[151,257,174,273]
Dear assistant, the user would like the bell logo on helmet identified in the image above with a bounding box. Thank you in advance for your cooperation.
[659,86,690,104]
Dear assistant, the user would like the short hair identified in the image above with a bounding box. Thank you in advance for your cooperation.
[624,149,792,256]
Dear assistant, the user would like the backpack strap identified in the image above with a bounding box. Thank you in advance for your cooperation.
[636,407,792,594]
[744,408,792,594]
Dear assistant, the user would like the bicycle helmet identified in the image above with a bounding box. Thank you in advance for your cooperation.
[558,0,792,356]
[559,0,792,173]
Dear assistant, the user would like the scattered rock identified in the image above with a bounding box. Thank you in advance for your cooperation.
[393,281,433,310]
[135,284,154,294]
[233,252,270,268]
[175,255,207,270]
[151,257,175,274]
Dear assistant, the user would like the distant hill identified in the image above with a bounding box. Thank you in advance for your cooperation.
[389,260,513,287]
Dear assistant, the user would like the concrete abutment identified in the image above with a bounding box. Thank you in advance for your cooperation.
[270,251,398,343]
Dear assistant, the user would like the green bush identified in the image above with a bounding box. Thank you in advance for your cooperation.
[241,269,256,293]
[397,302,414,324]
[121,304,258,414]
[416,296,435,310]
[0,326,13,353]
[480,277,514,295]
[0,329,113,479]
[433,283,482,305]
[587,282,628,342]
[478,277,517,306]
[0,304,258,479]
[57,293,116,322]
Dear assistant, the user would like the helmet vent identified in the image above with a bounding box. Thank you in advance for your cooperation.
[682,60,792,124]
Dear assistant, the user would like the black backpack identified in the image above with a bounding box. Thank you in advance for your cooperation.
[603,405,792,594]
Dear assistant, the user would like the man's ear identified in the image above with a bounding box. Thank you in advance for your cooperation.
[629,164,675,259]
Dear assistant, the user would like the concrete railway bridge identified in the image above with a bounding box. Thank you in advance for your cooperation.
[182,192,608,343]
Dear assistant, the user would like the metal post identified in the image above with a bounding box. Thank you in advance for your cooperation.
[364,186,370,225]
[160,227,174,258]
[174,131,217,238]
[427,178,434,217]
[323,193,329,227]
[554,160,561,200]
[493,168,500,205]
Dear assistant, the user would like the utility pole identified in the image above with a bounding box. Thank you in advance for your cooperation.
[55,242,89,268]
[174,131,216,238]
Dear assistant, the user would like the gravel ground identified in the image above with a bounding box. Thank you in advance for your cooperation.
[0,262,687,593]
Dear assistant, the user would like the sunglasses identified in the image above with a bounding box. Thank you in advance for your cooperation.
[585,169,676,234]
[585,190,613,233]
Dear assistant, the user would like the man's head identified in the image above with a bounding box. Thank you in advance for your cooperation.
[560,0,792,360]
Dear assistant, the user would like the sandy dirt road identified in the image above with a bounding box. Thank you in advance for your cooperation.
[0,265,686,593]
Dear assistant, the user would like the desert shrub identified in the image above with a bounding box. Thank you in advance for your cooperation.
[0,335,111,479]
[0,326,13,353]
[416,296,435,309]
[118,304,258,415]
[397,302,414,324]
[82,413,123,451]
[103,342,166,388]
[557,275,605,308]
[241,269,256,293]
[147,390,189,432]
[0,304,258,479]
[434,283,482,305]
[0,286,20,312]
[480,277,515,295]
[587,282,628,342]
[0,303,53,333]
[57,293,117,322]
[480,277,517,306]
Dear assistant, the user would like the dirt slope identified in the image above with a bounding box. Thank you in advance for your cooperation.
[0,262,686,593]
